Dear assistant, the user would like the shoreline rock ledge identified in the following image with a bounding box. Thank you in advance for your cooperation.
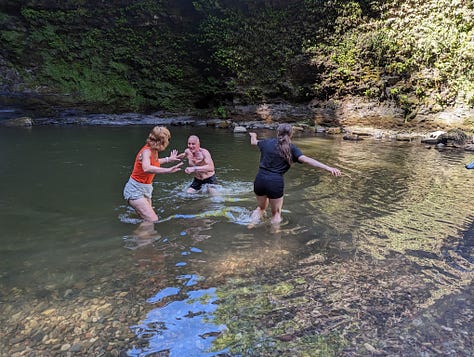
[1,99,473,151]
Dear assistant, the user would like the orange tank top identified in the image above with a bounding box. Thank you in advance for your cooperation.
[130,145,160,184]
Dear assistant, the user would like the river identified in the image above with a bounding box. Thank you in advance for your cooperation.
[0,123,472,356]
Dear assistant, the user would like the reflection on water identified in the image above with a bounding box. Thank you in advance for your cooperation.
[0,126,472,355]
[129,287,227,357]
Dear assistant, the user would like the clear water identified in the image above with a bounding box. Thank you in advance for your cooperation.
[0,125,472,355]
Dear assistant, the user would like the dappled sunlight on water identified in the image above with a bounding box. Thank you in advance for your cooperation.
[0,127,472,355]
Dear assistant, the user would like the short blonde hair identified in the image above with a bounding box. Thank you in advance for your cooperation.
[146,126,171,150]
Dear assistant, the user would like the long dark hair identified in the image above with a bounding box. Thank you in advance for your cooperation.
[277,123,293,164]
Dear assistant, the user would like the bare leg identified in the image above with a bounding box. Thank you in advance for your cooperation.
[207,185,219,196]
[133,221,158,239]
[250,195,268,223]
[187,187,198,194]
[269,197,283,224]
[127,220,161,249]
[125,198,160,249]
[129,197,159,222]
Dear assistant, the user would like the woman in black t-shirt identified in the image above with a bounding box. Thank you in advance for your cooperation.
[249,123,341,225]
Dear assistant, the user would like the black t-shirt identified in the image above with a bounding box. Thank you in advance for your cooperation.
[257,138,303,175]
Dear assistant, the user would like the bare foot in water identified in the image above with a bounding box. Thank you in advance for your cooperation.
[270,215,282,225]
[248,208,265,228]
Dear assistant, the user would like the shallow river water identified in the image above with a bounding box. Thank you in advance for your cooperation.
[0,124,472,356]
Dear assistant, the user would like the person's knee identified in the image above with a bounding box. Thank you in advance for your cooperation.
[130,200,158,222]
[141,210,158,222]
[270,203,282,215]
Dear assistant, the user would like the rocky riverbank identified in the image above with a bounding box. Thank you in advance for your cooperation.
[2,103,474,153]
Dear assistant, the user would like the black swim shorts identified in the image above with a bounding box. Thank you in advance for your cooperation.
[190,174,217,191]
[253,171,284,199]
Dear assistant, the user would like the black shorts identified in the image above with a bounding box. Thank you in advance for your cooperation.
[190,174,217,191]
[253,171,284,199]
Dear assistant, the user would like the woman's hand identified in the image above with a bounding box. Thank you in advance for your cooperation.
[168,162,183,173]
[327,167,342,176]
[169,149,183,162]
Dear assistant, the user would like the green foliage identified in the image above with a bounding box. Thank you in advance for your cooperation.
[307,0,474,108]
[2,0,473,112]
[42,58,139,105]
[193,0,336,101]
[0,11,8,23]
[7,2,204,111]
[213,106,227,118]
[465,83,474,107]
[0,30,23,45]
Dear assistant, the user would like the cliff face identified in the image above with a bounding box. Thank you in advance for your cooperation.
[0,0,473,130]
[0,0,205,112]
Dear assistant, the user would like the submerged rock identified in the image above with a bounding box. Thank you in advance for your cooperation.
[233,125,247,133]
[343,134,363,141]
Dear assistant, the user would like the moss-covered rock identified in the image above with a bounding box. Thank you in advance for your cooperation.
[0,0,473,130]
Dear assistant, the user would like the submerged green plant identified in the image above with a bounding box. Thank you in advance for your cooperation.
[209,278,346,355]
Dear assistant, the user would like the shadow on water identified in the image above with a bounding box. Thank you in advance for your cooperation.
[441,217,474,272]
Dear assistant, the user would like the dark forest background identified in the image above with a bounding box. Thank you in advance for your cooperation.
[1,0,473,121]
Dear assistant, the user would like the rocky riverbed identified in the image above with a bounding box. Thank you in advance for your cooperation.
[1,246,472,356]
[1,101,473,356]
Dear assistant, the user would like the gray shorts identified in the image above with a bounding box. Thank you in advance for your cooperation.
[123,178,153,201]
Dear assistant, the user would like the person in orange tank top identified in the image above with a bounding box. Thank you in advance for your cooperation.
[123,126,183,225]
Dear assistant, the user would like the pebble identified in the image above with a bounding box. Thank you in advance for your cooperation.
[41,308,56,316]
[60,343,71,351]
[70,343,83,352]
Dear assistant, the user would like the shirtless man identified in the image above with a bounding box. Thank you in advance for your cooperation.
[182,135,218,194]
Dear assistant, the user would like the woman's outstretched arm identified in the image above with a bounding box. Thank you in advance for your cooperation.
[298,155,341,176]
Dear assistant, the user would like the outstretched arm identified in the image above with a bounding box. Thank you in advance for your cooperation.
[160,149,183,165]
[298,155,341,176]
[142,149,183,174]
[176,149,188,160]
[249,132,259,146]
